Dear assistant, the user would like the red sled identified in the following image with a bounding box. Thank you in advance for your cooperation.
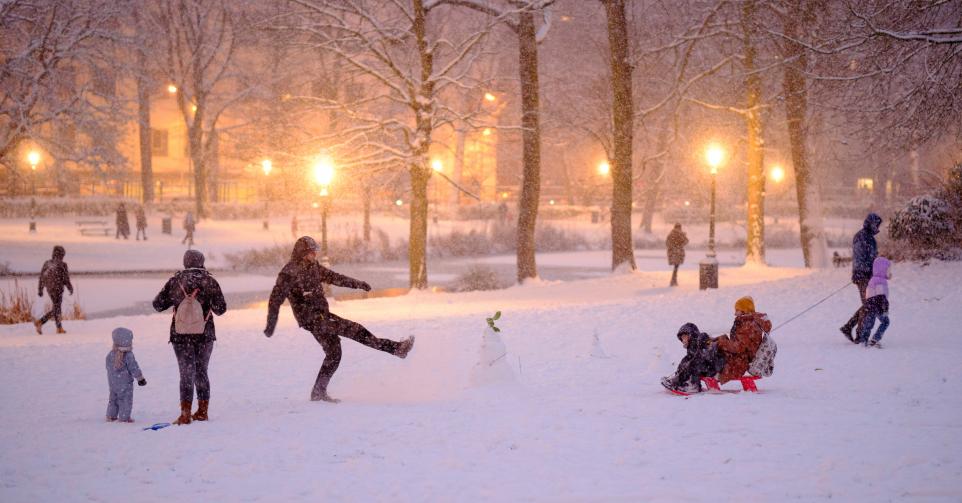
[702,376,761,393]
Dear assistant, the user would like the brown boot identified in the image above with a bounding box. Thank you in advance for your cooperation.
[33,320,42,335]
[173,401,192,425]
[192,400,209,421]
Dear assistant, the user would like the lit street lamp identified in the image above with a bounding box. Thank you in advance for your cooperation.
[261,159,272,230]
[768,164,785,224]
[27,150,41,195]
[597,161,610,176]
[313,155,335,265]
[700,143,725,290]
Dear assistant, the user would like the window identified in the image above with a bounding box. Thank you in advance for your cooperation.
[151,129,169,157]
[857,178,874,191]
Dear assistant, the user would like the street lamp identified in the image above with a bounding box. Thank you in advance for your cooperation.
[700,143,725,290]
[597,161,610,176]
[313,155,335,263]
[768,164,785,224]
[261,159,272,230]
[27,150,41,195]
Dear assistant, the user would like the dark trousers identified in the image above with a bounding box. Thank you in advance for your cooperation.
[842,278,869,333]
[116,227,129,239]
[173,340,214,402]
[136,227,147,240]
[670,265,680,286]
[182,229,194,245]
[309,313,399,396]
[38,291,63,329]
[857,297,890,345]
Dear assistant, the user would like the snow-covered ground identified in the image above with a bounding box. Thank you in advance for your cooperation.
[2,255,961,501]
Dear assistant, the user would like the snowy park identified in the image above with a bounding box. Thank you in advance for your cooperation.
[3,0,962,501]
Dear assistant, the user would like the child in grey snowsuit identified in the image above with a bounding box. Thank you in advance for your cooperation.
[106,327,147,422]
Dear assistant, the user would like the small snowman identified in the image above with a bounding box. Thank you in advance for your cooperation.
[470,311,515,386]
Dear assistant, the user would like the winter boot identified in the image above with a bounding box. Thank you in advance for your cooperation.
[33,320,42,335]
[395,336,416,359]
[192,400,209,421]
[56,327,66,334]
[173,401,192,425]
[839,326,855,343]
[310,390,341,403]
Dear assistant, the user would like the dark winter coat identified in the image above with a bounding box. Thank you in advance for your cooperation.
[852,213,882,282]
[152,250,226,344]
[666,228,689,266]
[135,208,147,229]
[116,205,130,234]
[716,312,771,383]
[675,323,725,384]
[265,237,369,334]
[38,246,73,296]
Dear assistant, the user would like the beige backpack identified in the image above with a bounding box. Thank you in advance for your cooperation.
[174,283,209,335]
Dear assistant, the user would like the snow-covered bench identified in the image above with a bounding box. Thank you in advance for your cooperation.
[76,220,112,237]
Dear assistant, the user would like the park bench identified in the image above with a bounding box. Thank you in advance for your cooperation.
[76,220,112,237]
[832,251,853,268]
[701,375,761,393]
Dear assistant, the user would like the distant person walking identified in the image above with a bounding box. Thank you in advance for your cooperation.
[35,245,73,334]
[666,223,689,287]
[182,211,196,246]
[840,213,882,343]
[135,206,148,241]
[152,250,226,425]
[115,203,130,240]
[263,236,415,403]
[291,214,299,239]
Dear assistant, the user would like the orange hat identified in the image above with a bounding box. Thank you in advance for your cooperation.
[734,296,755,313]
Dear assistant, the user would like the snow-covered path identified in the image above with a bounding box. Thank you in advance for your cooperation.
[1,262,961,502]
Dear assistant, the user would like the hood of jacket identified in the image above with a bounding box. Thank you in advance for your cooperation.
[183,249,205,269]
[52,245,65,261]
[291,236,320,262]
[863,213,882,235]
[872,256,891,278]
[111,327,133,347]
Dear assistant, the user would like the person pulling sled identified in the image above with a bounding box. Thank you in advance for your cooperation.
[263,236,414,403]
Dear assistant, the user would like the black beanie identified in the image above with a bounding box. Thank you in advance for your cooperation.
[183,249,205,269]
[677,323,700,341]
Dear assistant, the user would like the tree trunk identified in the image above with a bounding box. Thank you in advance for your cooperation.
[741,0,765,264]
[515,10,542,283]
[136,52,154,204]
[409,164,430,289]
[640,164,661,233]
[363,185,371,242]
[602,0,636,272]
[188,121,206,218]
[782,0,828,268]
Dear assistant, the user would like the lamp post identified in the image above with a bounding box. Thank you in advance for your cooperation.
[27,150,40,196]
[313,155,335,264]
[261,159,272,230]
[769,164,785,224]
[700,143,725,290]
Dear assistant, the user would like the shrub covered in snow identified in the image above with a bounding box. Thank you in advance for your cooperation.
[888,195,956,256]
[452,265,506,292]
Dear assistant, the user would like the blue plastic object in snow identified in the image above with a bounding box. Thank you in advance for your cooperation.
[143,422,171,431]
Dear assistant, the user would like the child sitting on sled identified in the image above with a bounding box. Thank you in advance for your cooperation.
[661,323,726,394]
[106,327,147,422]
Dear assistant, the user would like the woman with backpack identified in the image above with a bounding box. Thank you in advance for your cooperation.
[152,250,226,425]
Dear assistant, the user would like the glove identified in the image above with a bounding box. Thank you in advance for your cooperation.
[264,328,274,338]
[38,292,43,297]
[357,281,372,292]
[68,289,74,296]
[138,379,147,386]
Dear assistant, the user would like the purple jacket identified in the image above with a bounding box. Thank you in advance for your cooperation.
[866,257,891,299]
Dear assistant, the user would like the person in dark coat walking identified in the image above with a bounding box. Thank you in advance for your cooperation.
[661,322,725,394]
[665,223,689,287]
[263,236,415,403]
[115,203,130,240]
[135,206,148,241]
[152,250,226,425]
[182,211,196,246]
[840,213,882,342]
[35,245,73,334]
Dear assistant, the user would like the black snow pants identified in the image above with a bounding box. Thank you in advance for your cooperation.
[841,277,870,334]
[309,312,399,396]
[38,290,64,329]
[173,340,214,402]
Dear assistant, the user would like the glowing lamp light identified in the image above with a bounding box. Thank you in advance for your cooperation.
[167,84,177,94]
[597,161,610,176]
[319,187,329,197]
[26,150,41,168]
[431,159,443,172]
[395,199,404,206]
[501,192,509,199]
[770,165,785,183]
[684,200,691,207]
[261,159,272,176]
[313,155,335,187]
[482,128,492,136]
[484,92,496,102]
[705,143,725,175]
[191,104,198,113]
[549,199,555,205]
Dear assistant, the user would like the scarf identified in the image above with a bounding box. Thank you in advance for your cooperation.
[113,344,131,369]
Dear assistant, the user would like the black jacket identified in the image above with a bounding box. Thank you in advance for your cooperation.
[39,247,73,296]
[265,260,365,333]
[153,268,226,344]
[852,213,881,282]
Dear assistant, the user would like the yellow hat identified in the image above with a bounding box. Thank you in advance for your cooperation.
[735,296,755,313]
